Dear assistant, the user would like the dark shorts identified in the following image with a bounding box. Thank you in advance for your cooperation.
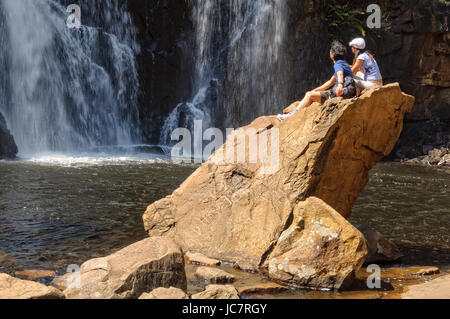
[320,76,356,104]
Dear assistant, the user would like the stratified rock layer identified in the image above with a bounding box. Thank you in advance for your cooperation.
[64,237,186,299]
[143,84,415,281]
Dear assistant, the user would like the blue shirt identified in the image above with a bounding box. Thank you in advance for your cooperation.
[334,60,353,81]
[358,52,382,81]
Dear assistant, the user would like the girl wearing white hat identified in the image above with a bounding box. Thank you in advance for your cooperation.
[349,38,383,93]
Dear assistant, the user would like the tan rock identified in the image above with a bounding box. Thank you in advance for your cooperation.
[191,285,240,299]
[357,266,440,281]
[237,282,289,295]
[195,267,236,284]
[267,197,368,290]
[64,237,187,299]
[402,274,450,299]
[143,84,414,275]
[15,270,56,282]
[438,154,450,166]
[358,225,403,263]
[139,287,189,299]
[0,273,64,299]
[185,252,220,267]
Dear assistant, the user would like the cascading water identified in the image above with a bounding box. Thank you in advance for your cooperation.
[159,0,288,151]
[0,0,140,156]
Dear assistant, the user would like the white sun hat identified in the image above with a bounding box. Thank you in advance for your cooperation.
[349,38,366,50]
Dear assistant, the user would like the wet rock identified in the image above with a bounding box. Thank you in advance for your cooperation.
[191,285,240,300]
[143,84,414,277]
[0,111,18,159]
[438,154,450,166]
[402,274,450,299]
[15,270,56,282]
[139,287,189,300]
[358,225,403,264]
[50,273,72,291]
[357,266,440,281]
[403,147,450,167]
[267,197,368,290]
[64,237,187,299]
[185,252,220,267]
[237,283,289,295]
[195,267,236,284]
[0,273,64,299]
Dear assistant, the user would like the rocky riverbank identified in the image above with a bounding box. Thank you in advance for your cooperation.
[2,85,449,299]
[402,146,450,167]
[1,242,448,299]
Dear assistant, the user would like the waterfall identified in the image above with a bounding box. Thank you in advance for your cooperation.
[0,0,140,156]
[159,0,288,149]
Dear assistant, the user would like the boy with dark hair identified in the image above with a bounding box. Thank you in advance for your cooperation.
[278,41,356,121]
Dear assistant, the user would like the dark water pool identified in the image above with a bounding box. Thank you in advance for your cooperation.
[0,157,449,280]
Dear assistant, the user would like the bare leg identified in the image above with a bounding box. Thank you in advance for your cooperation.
[278,92,322,121]
[296,91,322,111]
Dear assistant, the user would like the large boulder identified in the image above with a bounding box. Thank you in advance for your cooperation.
[143,84,414,276]
[267,197,367,290]
[0,112,18,159]
[0,273,64,299]
[65,237,187,299]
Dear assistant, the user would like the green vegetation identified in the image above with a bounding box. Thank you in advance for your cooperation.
[326,4,366,40]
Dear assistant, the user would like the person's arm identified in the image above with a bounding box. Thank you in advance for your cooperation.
[313,76,336,92]
[335,71,344,97]
[352,58,364,75]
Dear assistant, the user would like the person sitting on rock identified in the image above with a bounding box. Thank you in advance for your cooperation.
[349,38,383,95]
[277,40,356,121]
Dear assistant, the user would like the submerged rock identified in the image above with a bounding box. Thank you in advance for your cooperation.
[0,112,18,159]
[64,237,187,299]
[191,285,240,300]
[195,267,236,284]
[15,270,56,282]
[358,225,403,264]
[237,283,289,295]
[139,287,189,300]
[268,197,368,290]
[143,84,414,287]
[0,273,64,299]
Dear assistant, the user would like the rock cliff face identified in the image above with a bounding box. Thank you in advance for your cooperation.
[0,112,18,159]
[143,84,415,286]
[361,0,449,159]
[126,0,445,156]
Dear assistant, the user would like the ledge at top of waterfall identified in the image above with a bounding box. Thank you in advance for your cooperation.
[143,83,415,290]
